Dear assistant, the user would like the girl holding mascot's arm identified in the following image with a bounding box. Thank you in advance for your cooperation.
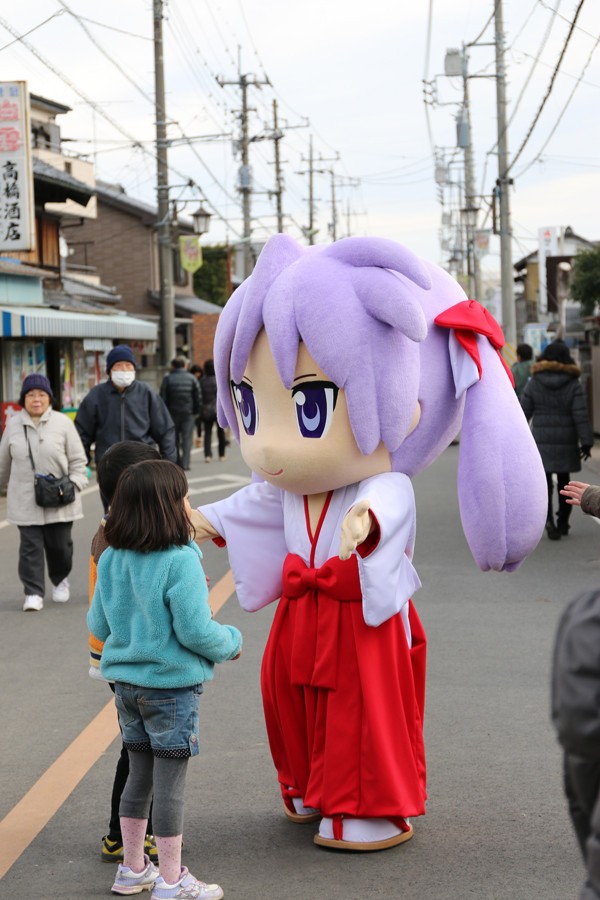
[193,235,547,851]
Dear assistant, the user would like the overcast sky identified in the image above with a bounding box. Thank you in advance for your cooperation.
[2,0,599,281]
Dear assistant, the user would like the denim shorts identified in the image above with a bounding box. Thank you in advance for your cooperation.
[114,682,203,758]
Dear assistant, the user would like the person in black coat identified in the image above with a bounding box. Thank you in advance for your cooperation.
[159,357,202,470]
[521,340,594,540]
[200,359,226,462]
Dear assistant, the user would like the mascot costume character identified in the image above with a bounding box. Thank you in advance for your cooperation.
[193,234,547,851]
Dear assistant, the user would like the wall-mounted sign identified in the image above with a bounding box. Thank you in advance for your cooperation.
[179,235,203,273]
[0,81,35,252]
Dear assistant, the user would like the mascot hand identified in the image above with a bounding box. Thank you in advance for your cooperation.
[339,499,372,560]
[190,509,220,543]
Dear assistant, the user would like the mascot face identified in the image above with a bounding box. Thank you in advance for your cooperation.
[231,329,393,495]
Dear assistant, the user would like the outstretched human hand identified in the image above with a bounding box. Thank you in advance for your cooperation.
[560,481,590,506]
[339,499,372,560]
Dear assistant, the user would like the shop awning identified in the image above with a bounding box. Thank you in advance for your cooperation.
[0,306,157,340]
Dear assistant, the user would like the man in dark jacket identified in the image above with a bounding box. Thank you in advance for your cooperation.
[75,345,177,506]
[159,357,202,470]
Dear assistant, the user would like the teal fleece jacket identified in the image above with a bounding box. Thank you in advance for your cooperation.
[87,540,242,688]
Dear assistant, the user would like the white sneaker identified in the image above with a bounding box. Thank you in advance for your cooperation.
[23,594,44,611]
[52,579,70,603]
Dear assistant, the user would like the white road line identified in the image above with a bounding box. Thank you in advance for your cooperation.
[188,477,251,497]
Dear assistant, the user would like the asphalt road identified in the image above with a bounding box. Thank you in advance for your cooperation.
[1,439,598,899]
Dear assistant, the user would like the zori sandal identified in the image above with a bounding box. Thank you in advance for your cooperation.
[282,786,321,824]
[314,815,414,851]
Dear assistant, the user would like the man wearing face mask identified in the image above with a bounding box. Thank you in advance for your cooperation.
[75,346,177,508]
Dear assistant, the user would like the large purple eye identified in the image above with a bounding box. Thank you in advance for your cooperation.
[292,381,338,439]
[231,381,258,435]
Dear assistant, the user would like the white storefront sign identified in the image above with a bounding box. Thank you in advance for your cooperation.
[0,81,35,252]
[538,226,562,316]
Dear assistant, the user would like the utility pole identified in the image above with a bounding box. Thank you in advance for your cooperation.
[299,141,339,245]
[218,60,269,279]
[329,170,337,241]
[153,0,175,365]
[315,153,340,242]
[461,49,482,302]
[494,0,516,344]
[272,100,284,232]
[314,167,337,241]
[306,136,316,244]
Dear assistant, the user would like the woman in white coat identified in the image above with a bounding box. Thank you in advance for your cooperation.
[0,374,88,611]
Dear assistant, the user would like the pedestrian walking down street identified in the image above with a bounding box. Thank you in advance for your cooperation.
[521,340,594,540]
[160,357,202,470]
[190,364,204,448]
[75,345,176,509]
[200,359,226,462]
[0,374,88,611]
[511,342,533,399]
[88,459,242,899]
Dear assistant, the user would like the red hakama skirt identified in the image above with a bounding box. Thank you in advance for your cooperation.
[261,552,427,820]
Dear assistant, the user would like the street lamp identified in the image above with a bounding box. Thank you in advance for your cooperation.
[192,205,212,236]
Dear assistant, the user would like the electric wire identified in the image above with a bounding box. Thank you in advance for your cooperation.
[507,0,587,174]
[0,8,65,52]
[514,29,600,178]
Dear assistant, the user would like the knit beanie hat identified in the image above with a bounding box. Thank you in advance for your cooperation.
[19,373,53,407]
[106,344,136,373]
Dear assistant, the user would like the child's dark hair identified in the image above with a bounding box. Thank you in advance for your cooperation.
[97,441,162,505]
[104,460,193,551]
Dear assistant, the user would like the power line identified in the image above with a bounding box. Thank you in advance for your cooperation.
[507,0,587,174]
[514,28,600,178]
[0,9,65,52]
[0,13,243,238]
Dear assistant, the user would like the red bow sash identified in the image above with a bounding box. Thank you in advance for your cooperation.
[282,552,362,690]
[434,299,515,387]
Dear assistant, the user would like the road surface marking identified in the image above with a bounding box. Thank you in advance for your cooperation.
[0,569,236,879]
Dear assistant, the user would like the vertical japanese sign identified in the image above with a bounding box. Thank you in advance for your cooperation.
[0,81,35,252]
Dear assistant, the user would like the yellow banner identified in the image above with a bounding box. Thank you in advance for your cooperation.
[179,235,203,273]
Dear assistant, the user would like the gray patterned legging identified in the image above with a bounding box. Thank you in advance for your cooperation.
[119,751,188,837]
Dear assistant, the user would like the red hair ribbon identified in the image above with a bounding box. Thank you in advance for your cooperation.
[434,299,515,388]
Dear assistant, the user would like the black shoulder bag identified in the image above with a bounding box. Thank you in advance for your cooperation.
[24,426,76,507]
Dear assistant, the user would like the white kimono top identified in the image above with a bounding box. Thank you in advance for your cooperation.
[200,471,421,633]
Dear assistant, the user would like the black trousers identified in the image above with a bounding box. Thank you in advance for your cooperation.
[18,522,73,597]
[546,472,571,526]
[170,411,196,470]
[564,753,600,898]
[203,416,226,459]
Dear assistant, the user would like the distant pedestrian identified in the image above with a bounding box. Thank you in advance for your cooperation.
[160,357,202,470]
[88,459,242,898]
[521,340,594,540]
[200,359,226,462]
[0,374,88,611]
[511,342,533,399]
[75,345,176,509]
[190,364,204,448]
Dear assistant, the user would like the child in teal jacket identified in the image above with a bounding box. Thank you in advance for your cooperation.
[88,459,241,900]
